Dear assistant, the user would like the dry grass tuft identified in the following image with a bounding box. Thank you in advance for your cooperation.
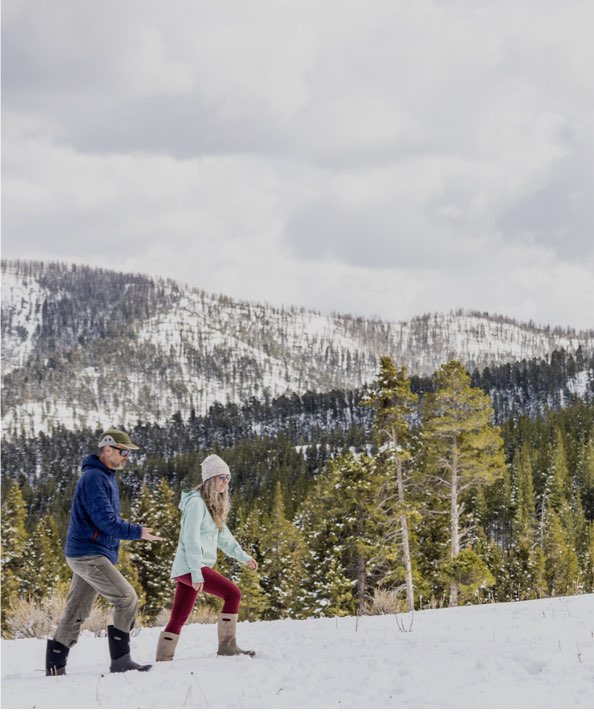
[7,593,124,639]
[364,587,408,615]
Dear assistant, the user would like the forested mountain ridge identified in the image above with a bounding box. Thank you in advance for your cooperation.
[2,260,593,627]
[2,259,593,438]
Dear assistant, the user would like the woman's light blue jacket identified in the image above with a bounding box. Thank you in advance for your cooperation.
[170,490,251,584]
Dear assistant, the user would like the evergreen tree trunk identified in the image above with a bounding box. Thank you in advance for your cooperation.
[449,440,459,607]
[396,457,414,611]
[356,553,366,612]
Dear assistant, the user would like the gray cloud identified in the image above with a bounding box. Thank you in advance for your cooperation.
[498,149,594,259]
[2,0,594,328]
[283,192,488,270]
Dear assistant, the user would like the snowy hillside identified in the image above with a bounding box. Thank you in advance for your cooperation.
[2,594,593,709]
[2,259,594,437]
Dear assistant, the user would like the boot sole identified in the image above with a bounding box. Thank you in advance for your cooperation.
[110,664,152,673]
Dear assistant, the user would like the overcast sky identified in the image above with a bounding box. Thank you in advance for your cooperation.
[2,0,594,329]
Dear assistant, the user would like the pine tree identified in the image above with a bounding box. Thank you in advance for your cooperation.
[575,437,594,520]
[563,419,594,593]
[422,361,506,606]
[300,452,387,616]
[231,506,269,621]
[539,433,581,595]
[259,482,306,619]
[118,541,146,612]
[512,445,537,542]
[542,512,580,595]
[439,547,495,604]
[300,500,356,619]
[546,431,573,525]
[361,356,418,611]
[299,477,352,618]
[130,479,179,618]
[1,481,29,632]
[236,563,269,622]
[19,513,67,601]
[506,445,544,600]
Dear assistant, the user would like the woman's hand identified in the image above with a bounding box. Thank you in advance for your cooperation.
[247,558,258,571]
[192,581,204,592]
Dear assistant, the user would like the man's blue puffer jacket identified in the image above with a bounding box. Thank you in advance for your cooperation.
[65,454,142,564]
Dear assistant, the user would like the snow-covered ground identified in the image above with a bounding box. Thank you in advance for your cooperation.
[2,594,593,709]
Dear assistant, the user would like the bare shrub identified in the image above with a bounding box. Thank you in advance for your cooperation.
[5,588,220,639]
[6,593,118,639]
[365,587,408,615]
[5,592,69,639]
[428,593,446,610]
[81,606,112,637]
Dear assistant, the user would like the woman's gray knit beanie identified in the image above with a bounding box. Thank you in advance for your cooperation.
[201,454,231,482]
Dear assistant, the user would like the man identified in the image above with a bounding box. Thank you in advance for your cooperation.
[45,428,164,676]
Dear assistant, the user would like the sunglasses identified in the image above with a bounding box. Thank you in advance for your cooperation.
[112,446,131,457]
[217,474,231,482]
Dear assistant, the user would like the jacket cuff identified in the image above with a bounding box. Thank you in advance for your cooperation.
[191,568,204,584]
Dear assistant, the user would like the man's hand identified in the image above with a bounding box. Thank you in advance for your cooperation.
[141,527,165,542]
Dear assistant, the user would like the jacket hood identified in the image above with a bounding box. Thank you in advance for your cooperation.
[178,489,203,512]
[81,453,114,475]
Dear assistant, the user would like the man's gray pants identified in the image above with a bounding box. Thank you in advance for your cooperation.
[53,555,138,649]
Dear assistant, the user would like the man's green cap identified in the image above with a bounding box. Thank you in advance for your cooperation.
[98,428,140,450]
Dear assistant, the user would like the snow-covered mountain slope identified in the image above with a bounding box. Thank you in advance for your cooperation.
[2,259,593,437]
[2,594,593,708]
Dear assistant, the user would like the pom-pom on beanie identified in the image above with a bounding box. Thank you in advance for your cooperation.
[201,454,231,483]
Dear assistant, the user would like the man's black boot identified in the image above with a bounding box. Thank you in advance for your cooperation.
[107,625,151,673]
[46,639,69,676]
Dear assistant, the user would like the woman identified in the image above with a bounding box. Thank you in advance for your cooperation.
[156,454,258,661]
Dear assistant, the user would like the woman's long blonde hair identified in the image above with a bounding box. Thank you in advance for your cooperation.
[195,477,230,529]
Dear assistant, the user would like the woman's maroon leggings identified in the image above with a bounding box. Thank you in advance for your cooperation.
[165,567,242,635]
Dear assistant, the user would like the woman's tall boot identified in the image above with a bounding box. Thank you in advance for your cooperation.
[156,631,179,661]
[216,613,255,657]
